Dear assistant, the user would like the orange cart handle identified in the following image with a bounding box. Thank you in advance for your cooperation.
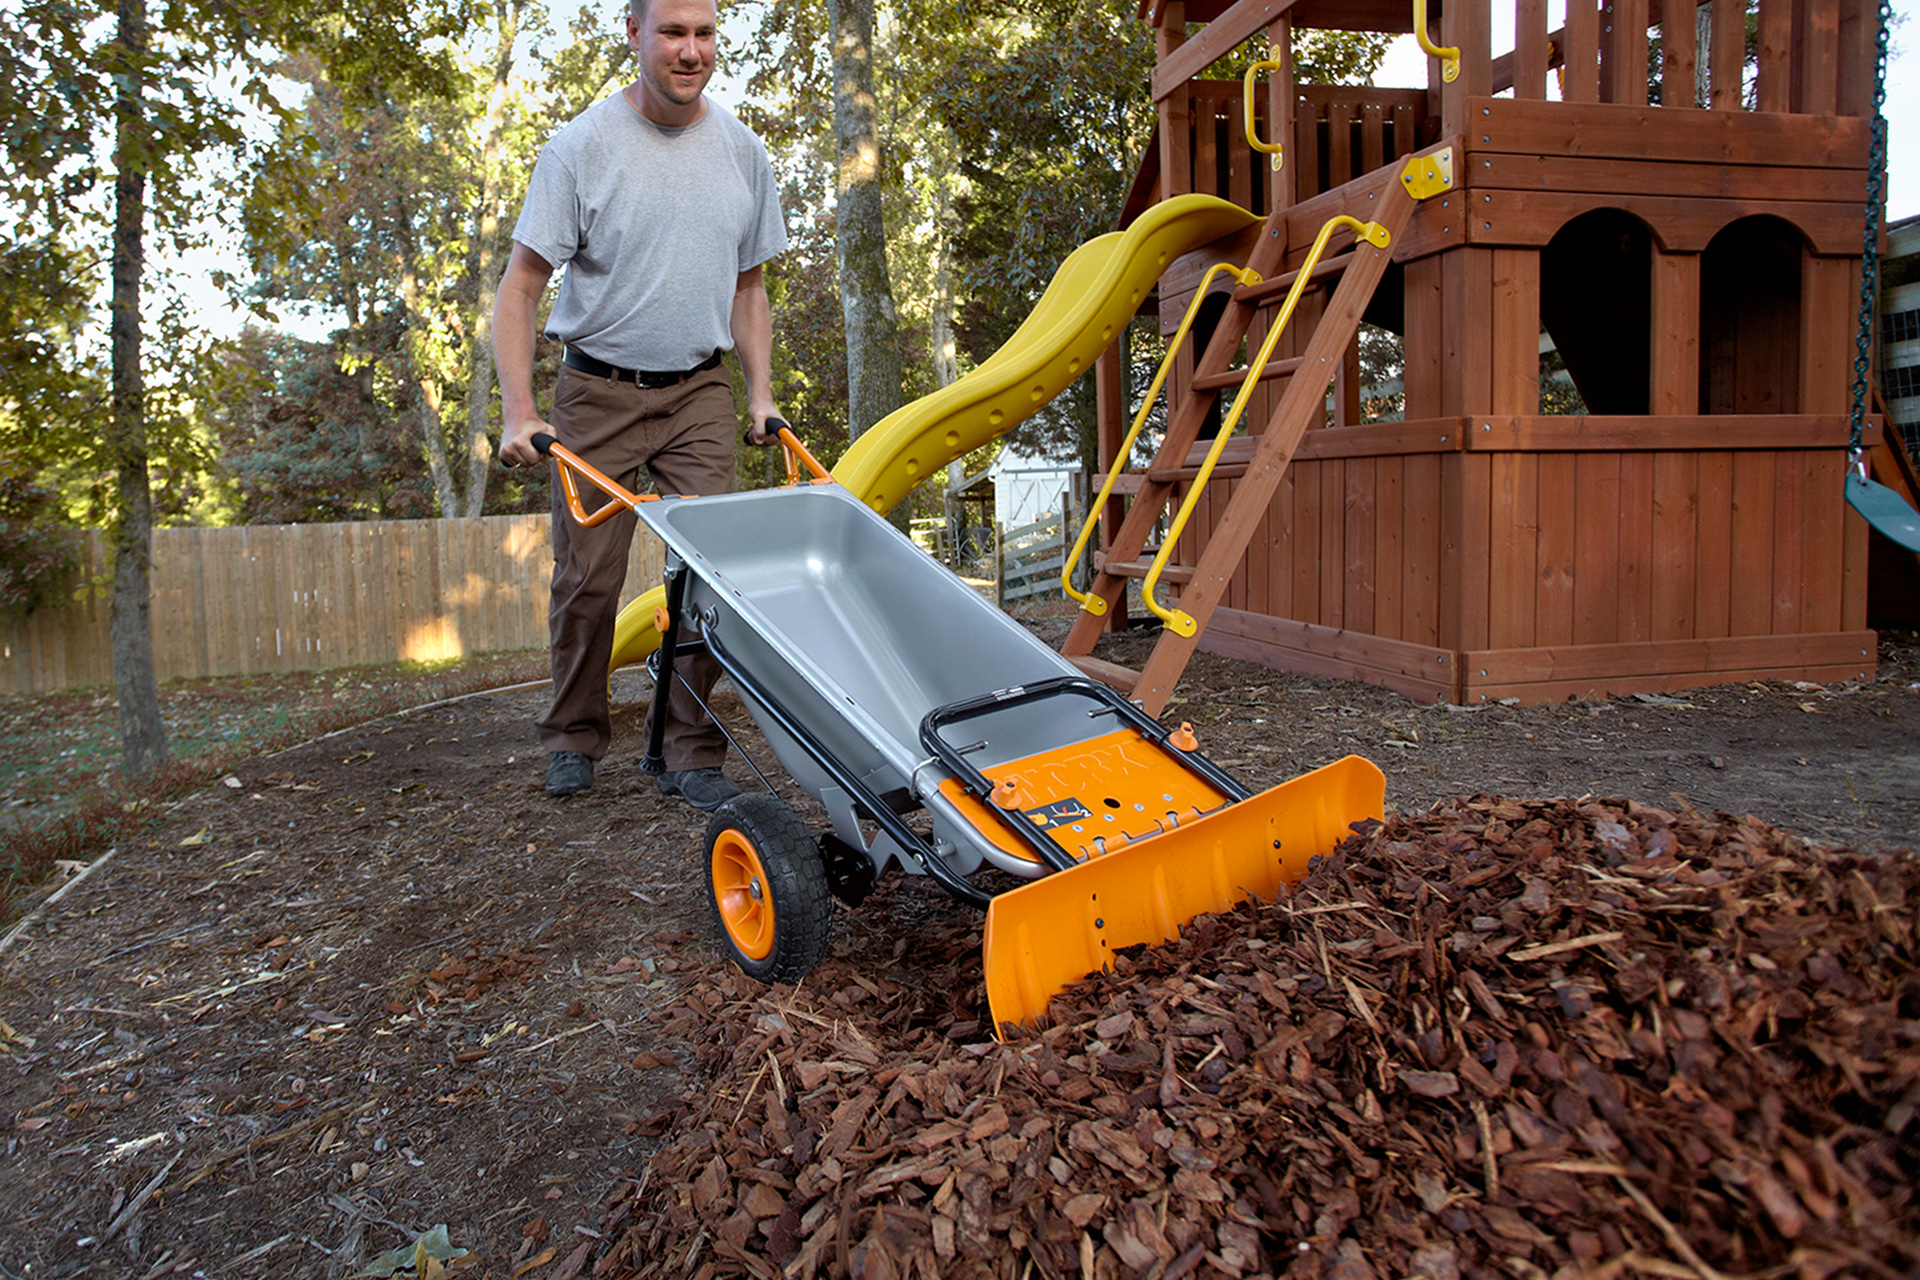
[747,418,834,486]
[535,417,835,530]
[531,433,655,528]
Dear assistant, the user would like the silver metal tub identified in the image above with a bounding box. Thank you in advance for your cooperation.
[638,484,1114,878]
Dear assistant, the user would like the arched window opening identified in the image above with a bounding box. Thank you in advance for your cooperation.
[1699,216,1805,414]
[1540,209,1656,415]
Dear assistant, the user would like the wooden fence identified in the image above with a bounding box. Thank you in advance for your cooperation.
[999,501,1093,607]
[1,516,664,696]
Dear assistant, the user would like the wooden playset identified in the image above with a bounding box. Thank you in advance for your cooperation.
[1064,0,1912,710]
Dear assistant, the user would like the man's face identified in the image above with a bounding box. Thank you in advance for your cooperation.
[628,0,718,114]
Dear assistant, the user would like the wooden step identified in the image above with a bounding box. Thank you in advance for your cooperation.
[1065,654,1139,694]
[1235,248,1356,305]
[1148,435,1256,484]
[1193,354,1304,392]
[1096,556,1195,584]
[1148,462,1248,484]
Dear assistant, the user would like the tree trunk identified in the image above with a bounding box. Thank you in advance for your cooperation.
[415,361,454,515]
[109,0,167,782]
[933,209,967,557]
[930,206,959,392]
[825,0,902,444]
[399,244,456,516]
[337,239,383,478]
[460,0,522,518]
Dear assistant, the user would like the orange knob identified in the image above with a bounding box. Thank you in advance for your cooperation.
[1169,722,1198,752]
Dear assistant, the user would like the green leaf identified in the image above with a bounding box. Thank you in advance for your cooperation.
[357,1224,469,1278]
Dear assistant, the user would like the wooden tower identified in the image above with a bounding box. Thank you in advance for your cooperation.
[1064,0,1895,711]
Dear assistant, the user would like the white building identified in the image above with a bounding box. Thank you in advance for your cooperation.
[987,443,1081,531]
[1884,215,1919,458]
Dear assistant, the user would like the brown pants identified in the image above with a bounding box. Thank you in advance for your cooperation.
[538,361,736,768]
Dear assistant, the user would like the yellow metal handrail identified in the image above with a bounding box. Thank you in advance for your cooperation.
[1061,262,1263,615]
[1412,0,1461,83]
[1143,214,1391,636]
[1241,48,1286,170]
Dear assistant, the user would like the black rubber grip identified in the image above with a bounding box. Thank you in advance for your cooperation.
[745,417,791,446]
[531,433,556,456]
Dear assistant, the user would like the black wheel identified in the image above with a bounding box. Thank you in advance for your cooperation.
[705,793,832,984]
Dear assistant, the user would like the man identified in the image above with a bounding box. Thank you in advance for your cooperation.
[495,0,787,808]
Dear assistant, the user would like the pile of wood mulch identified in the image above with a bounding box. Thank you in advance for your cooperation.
[569,796,1917,1280]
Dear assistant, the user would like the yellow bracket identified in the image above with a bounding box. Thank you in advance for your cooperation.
[1411,0,1461,83]
[1144,215,1387,637]
[1241,49,1286,171]
[1399,146,1455,200]
[1062,261,1262,616]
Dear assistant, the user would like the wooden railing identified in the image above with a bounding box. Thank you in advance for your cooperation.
[1154,0,1875,121]
[0,516,664,697]
[1182,81,1434,211]
[1493,0,1879,115]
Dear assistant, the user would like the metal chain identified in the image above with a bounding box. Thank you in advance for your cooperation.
[1848,0,1894,462]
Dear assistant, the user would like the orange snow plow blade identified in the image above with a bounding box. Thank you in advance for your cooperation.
[981,755,1386,1036]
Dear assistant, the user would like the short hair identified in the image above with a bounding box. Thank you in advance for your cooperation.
[629,0,647,23]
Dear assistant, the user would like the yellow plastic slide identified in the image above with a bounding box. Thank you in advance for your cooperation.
[605,194,1261,673]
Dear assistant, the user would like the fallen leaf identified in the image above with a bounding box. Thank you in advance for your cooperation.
[357,1224,468,1278]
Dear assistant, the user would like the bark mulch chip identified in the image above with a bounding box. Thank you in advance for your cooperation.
[581,796,1918,1280]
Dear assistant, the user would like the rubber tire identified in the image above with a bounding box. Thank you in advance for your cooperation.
[704,793,833,985]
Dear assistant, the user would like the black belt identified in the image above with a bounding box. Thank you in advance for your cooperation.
[562,347,723,388]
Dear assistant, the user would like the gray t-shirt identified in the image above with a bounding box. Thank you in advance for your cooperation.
[513,93,788,371]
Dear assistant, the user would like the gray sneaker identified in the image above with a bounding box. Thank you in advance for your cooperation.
[545,751,594,797]
[657,768,741,812]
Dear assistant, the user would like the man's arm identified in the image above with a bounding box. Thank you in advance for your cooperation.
[732,263,783,445]
[494,242,557,467]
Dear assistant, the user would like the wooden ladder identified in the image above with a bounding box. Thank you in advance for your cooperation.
[1061,145,1455,717]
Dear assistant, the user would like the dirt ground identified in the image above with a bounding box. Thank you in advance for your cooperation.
[2,623,1916,1280]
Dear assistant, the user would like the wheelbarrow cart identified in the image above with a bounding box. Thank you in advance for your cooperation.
[534,428,1386,1034]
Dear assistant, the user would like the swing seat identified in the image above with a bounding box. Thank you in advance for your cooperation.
[1847,472,1920,553]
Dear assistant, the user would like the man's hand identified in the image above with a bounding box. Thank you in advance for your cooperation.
[745,407,786,447]
[499,415,554,467]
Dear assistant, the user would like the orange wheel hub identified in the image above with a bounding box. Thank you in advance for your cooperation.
[711,829,776,960]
